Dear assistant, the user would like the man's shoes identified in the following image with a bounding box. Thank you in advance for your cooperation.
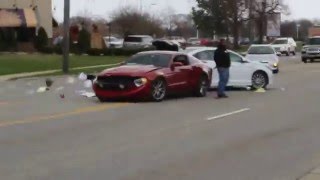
[216,94,228,99]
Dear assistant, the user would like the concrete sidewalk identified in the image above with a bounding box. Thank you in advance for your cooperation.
[299,166,320,180]
[0,63,120,81]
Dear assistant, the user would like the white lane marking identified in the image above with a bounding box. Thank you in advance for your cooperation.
[207,108,251,121]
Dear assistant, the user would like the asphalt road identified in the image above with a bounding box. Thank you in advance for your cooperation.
[1,54,320,180]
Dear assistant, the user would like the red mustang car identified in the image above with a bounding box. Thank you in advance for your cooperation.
[92,51,212,102]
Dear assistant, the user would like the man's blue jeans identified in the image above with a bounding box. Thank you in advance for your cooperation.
[217,67,230,96]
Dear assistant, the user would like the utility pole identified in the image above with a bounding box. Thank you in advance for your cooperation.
[63,0,70,73]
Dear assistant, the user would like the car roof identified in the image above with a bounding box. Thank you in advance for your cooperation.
[250,44,273,47]
[127,35,152,38]
[137,50,186,56]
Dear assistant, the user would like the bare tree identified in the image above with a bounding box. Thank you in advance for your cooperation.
[110,6,165,37]
[250,0,289,43]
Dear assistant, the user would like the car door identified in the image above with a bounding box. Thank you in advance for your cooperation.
[229,52,252,86]
[193,50,218,87]
[168,55,192,92]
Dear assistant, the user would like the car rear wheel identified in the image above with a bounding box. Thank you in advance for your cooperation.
[151,78,167,102]
[252,71,268,90]
[97,96,108,102]
[285,51,290,56]
[302,58,308,63]
[194,75,208,97]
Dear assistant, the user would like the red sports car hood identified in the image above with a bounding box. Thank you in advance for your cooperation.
[99,65,162,76]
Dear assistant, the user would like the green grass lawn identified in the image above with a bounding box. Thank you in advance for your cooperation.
[0,54,126,75]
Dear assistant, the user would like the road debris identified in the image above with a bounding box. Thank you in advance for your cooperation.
[84,80,93,88]
[45,78,53,88]
[36,87,48,93]
[66,77,76,84]
[255,88,266,93]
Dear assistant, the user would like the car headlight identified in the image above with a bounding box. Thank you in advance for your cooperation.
[273,63,278,67]
[134,78,148,87]
[302,47,308,52]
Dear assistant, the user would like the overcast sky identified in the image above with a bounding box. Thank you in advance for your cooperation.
[52,0,319,22]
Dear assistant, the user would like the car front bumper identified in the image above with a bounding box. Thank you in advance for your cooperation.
[93,83,152,100]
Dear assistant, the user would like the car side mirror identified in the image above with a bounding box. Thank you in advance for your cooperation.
[240,52,247,56]
[171,62,184,70]
[276,52,282,56]
[241,58,249,63]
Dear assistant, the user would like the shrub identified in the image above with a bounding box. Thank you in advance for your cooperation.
[34,27,48,50]
[38,46,54,54]
[77,29,90,54]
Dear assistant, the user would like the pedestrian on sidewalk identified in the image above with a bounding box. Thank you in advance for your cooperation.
[214,39,231,98]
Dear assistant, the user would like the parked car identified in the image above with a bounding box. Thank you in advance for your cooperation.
[169,36,187,45]
[123,35,154,49]
[187,37,201,46]
[271,37,296,56]
[301,36,320,63]
[182,47,273,89]
[245,45,280,74]
[92,51,212,102]
[103,36,123,48]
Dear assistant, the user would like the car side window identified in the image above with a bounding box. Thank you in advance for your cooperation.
[173,55,190,66]
[229,52,242,63]
[194,50,214,61]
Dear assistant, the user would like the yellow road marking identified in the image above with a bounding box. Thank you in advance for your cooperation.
[0,103,128,128]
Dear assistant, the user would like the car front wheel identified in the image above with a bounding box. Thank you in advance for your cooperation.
[151,78,167,102]
[252,71,268,90]
[194,75,208,97]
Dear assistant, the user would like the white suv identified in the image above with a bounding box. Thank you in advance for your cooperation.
[271,37,297,56]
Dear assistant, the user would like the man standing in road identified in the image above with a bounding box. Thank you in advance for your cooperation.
[214,39,231,98]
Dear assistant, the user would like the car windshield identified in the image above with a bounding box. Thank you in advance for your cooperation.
[125,54,172,67]
[124,37,142,42]
[308,38,320,45]
[272,39,288,44]
[248,46,274,55]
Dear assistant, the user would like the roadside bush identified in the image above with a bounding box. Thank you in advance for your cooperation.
[77,29,90,54]
[87,48,104,56]
[34,27,48,50]
[38,46,54,54]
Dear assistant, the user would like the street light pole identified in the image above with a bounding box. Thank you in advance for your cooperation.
[296,24,301,40]
[63,0,70,73]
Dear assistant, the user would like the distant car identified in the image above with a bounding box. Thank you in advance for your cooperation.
[182,47,273,89]
[187,37,201,46]
[246,45,280,74]
[169,36,187,45]
[271,37,296,56]
[301,36,320,63]
[92,51,212,102]
[123,35,154,49]
[103,36,123,48]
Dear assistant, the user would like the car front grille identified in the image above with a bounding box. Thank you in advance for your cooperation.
[96,76,136,90]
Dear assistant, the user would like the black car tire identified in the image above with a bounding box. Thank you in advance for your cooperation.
[97,96,108,102]
[302,58,308,63]
[151,78,167,102]
[194,75,208,97]
[252,71,268,90]
[310,59,315,63]
[285,51,290,56]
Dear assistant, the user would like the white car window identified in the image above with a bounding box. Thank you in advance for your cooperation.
[194,50,214,60]
[230,53,242,63]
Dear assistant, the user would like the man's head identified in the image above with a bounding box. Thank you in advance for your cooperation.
[219,39,226,46]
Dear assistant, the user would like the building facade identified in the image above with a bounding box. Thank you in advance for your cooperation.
[0,0,52,38]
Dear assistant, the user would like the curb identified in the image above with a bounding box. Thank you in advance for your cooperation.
[299,166,320,180]
[0,63,120,81]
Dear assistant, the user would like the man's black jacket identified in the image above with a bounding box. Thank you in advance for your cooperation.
[214,45,231,68]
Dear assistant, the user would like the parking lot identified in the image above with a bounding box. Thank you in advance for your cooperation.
[1,54,320,180]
